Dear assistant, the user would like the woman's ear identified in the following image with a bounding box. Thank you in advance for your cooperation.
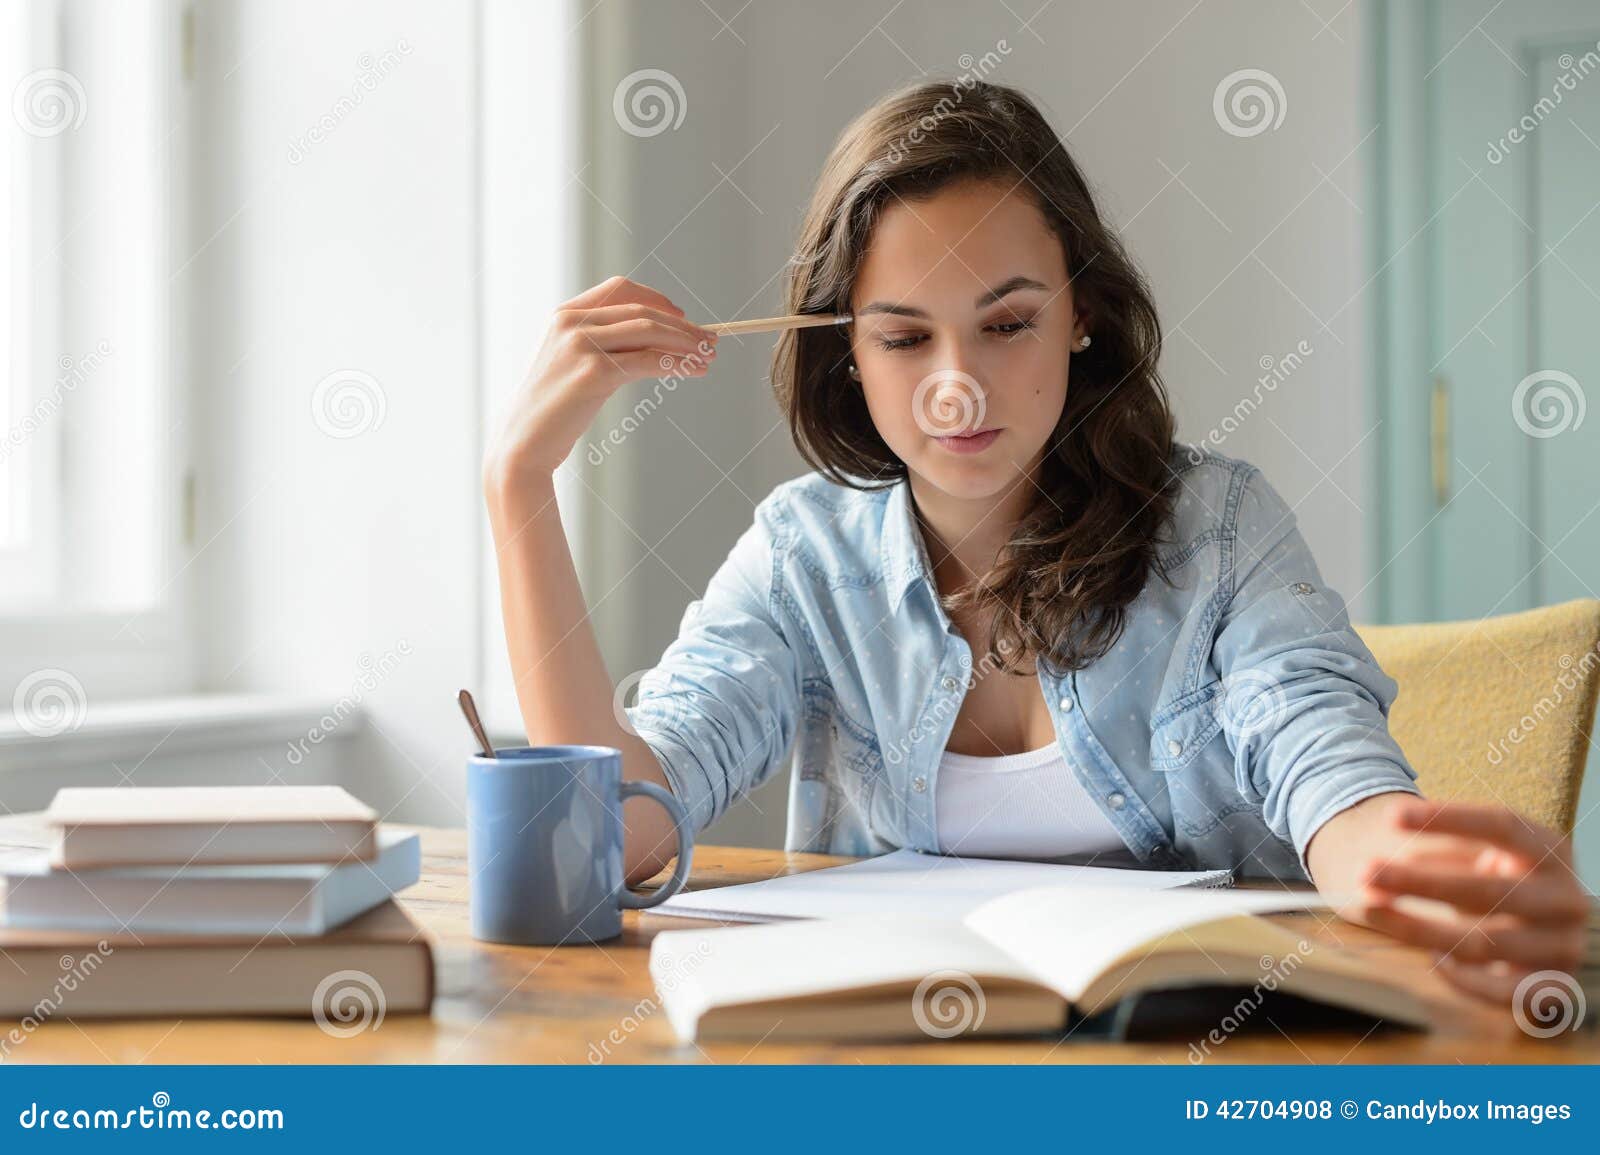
[1071,310,1092,351]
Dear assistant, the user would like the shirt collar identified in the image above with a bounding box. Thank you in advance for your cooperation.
[880,479,935,613]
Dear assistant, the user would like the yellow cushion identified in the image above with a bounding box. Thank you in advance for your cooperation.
[1354,599,1600,833]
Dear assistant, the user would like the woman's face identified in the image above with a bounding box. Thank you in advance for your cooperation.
[848,178,1083,504]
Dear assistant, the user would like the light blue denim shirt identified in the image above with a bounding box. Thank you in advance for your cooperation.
[627,443,1420,881]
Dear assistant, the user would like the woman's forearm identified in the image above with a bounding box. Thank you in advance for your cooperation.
[480,278,715,884]
[485,469,681,884]
[1303,790,1417,922]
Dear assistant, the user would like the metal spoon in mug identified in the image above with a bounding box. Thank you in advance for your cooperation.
[457,689,495,759]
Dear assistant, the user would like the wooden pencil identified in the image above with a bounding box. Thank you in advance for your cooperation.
[704,313,852,336]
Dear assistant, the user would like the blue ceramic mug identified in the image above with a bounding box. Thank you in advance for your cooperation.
[467,745,694,945]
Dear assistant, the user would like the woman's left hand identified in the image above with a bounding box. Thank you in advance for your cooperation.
[1310,794,1590,1006]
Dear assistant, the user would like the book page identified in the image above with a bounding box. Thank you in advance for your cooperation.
[649,914,1043,1041]
[963,885,1329,1001]
[650,848,1231,924]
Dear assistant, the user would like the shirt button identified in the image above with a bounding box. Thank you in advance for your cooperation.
[1167,739,1182,757]
[912,776,928,793]
[1293,581,1315,595]
[1107,792,1126,810]
[941,676,959,692]
[1058,696,1074,712]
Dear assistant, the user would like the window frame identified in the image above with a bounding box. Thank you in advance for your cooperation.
[0,0,66,603]
[0,0,192,705]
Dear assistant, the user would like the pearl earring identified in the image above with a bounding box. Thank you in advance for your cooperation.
[847,363,861,380]
[1077,335,1092,350]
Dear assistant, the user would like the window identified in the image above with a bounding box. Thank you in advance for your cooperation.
[1,0,188,700]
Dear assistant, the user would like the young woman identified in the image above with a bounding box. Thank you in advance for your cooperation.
[484,81,1587,1005]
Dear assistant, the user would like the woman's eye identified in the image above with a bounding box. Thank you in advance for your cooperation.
[988,318,1037,338]
[871,319,1035,351]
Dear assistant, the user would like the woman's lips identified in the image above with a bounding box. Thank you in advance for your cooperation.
[934,428,1001,454]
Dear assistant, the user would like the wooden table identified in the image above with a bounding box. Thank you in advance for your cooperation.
[2,820,1594,1064]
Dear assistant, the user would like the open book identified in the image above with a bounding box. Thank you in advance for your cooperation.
[650,848,1233,924]
[649,884,1430,1043]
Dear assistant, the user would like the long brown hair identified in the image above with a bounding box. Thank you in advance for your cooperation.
[772,79,1178,675]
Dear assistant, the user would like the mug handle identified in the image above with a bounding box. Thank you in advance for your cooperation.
[616,780,695,911]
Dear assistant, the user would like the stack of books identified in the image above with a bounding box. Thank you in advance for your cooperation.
[0,786,433,1019]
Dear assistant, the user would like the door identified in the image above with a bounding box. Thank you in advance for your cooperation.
[1375,0,1600,881]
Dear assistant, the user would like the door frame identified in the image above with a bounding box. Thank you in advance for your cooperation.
[1367,0,1437,626]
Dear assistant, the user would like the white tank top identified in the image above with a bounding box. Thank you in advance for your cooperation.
[934,741,1128,861]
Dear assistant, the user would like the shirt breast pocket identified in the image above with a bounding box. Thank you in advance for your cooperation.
[1149,680,1224,772]
[798,680,883,783]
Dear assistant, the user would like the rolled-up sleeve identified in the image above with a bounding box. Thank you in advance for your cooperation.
[624,502,801,833]
[1210,468,1421,872]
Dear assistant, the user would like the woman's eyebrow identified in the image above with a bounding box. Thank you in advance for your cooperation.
[855,301,929,319]
[974,276,1049,307]
[856,276,1051,318]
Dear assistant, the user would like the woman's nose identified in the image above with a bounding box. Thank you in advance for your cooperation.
[914,366,988,435]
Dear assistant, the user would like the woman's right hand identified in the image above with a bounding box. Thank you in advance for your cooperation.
[483,276,718,489]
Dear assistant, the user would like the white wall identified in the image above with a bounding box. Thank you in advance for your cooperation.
[585,0,1374,846]
[176,1,1377,847]
[187,0,481,825]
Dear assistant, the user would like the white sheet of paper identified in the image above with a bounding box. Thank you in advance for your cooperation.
[650,848,1235,924]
